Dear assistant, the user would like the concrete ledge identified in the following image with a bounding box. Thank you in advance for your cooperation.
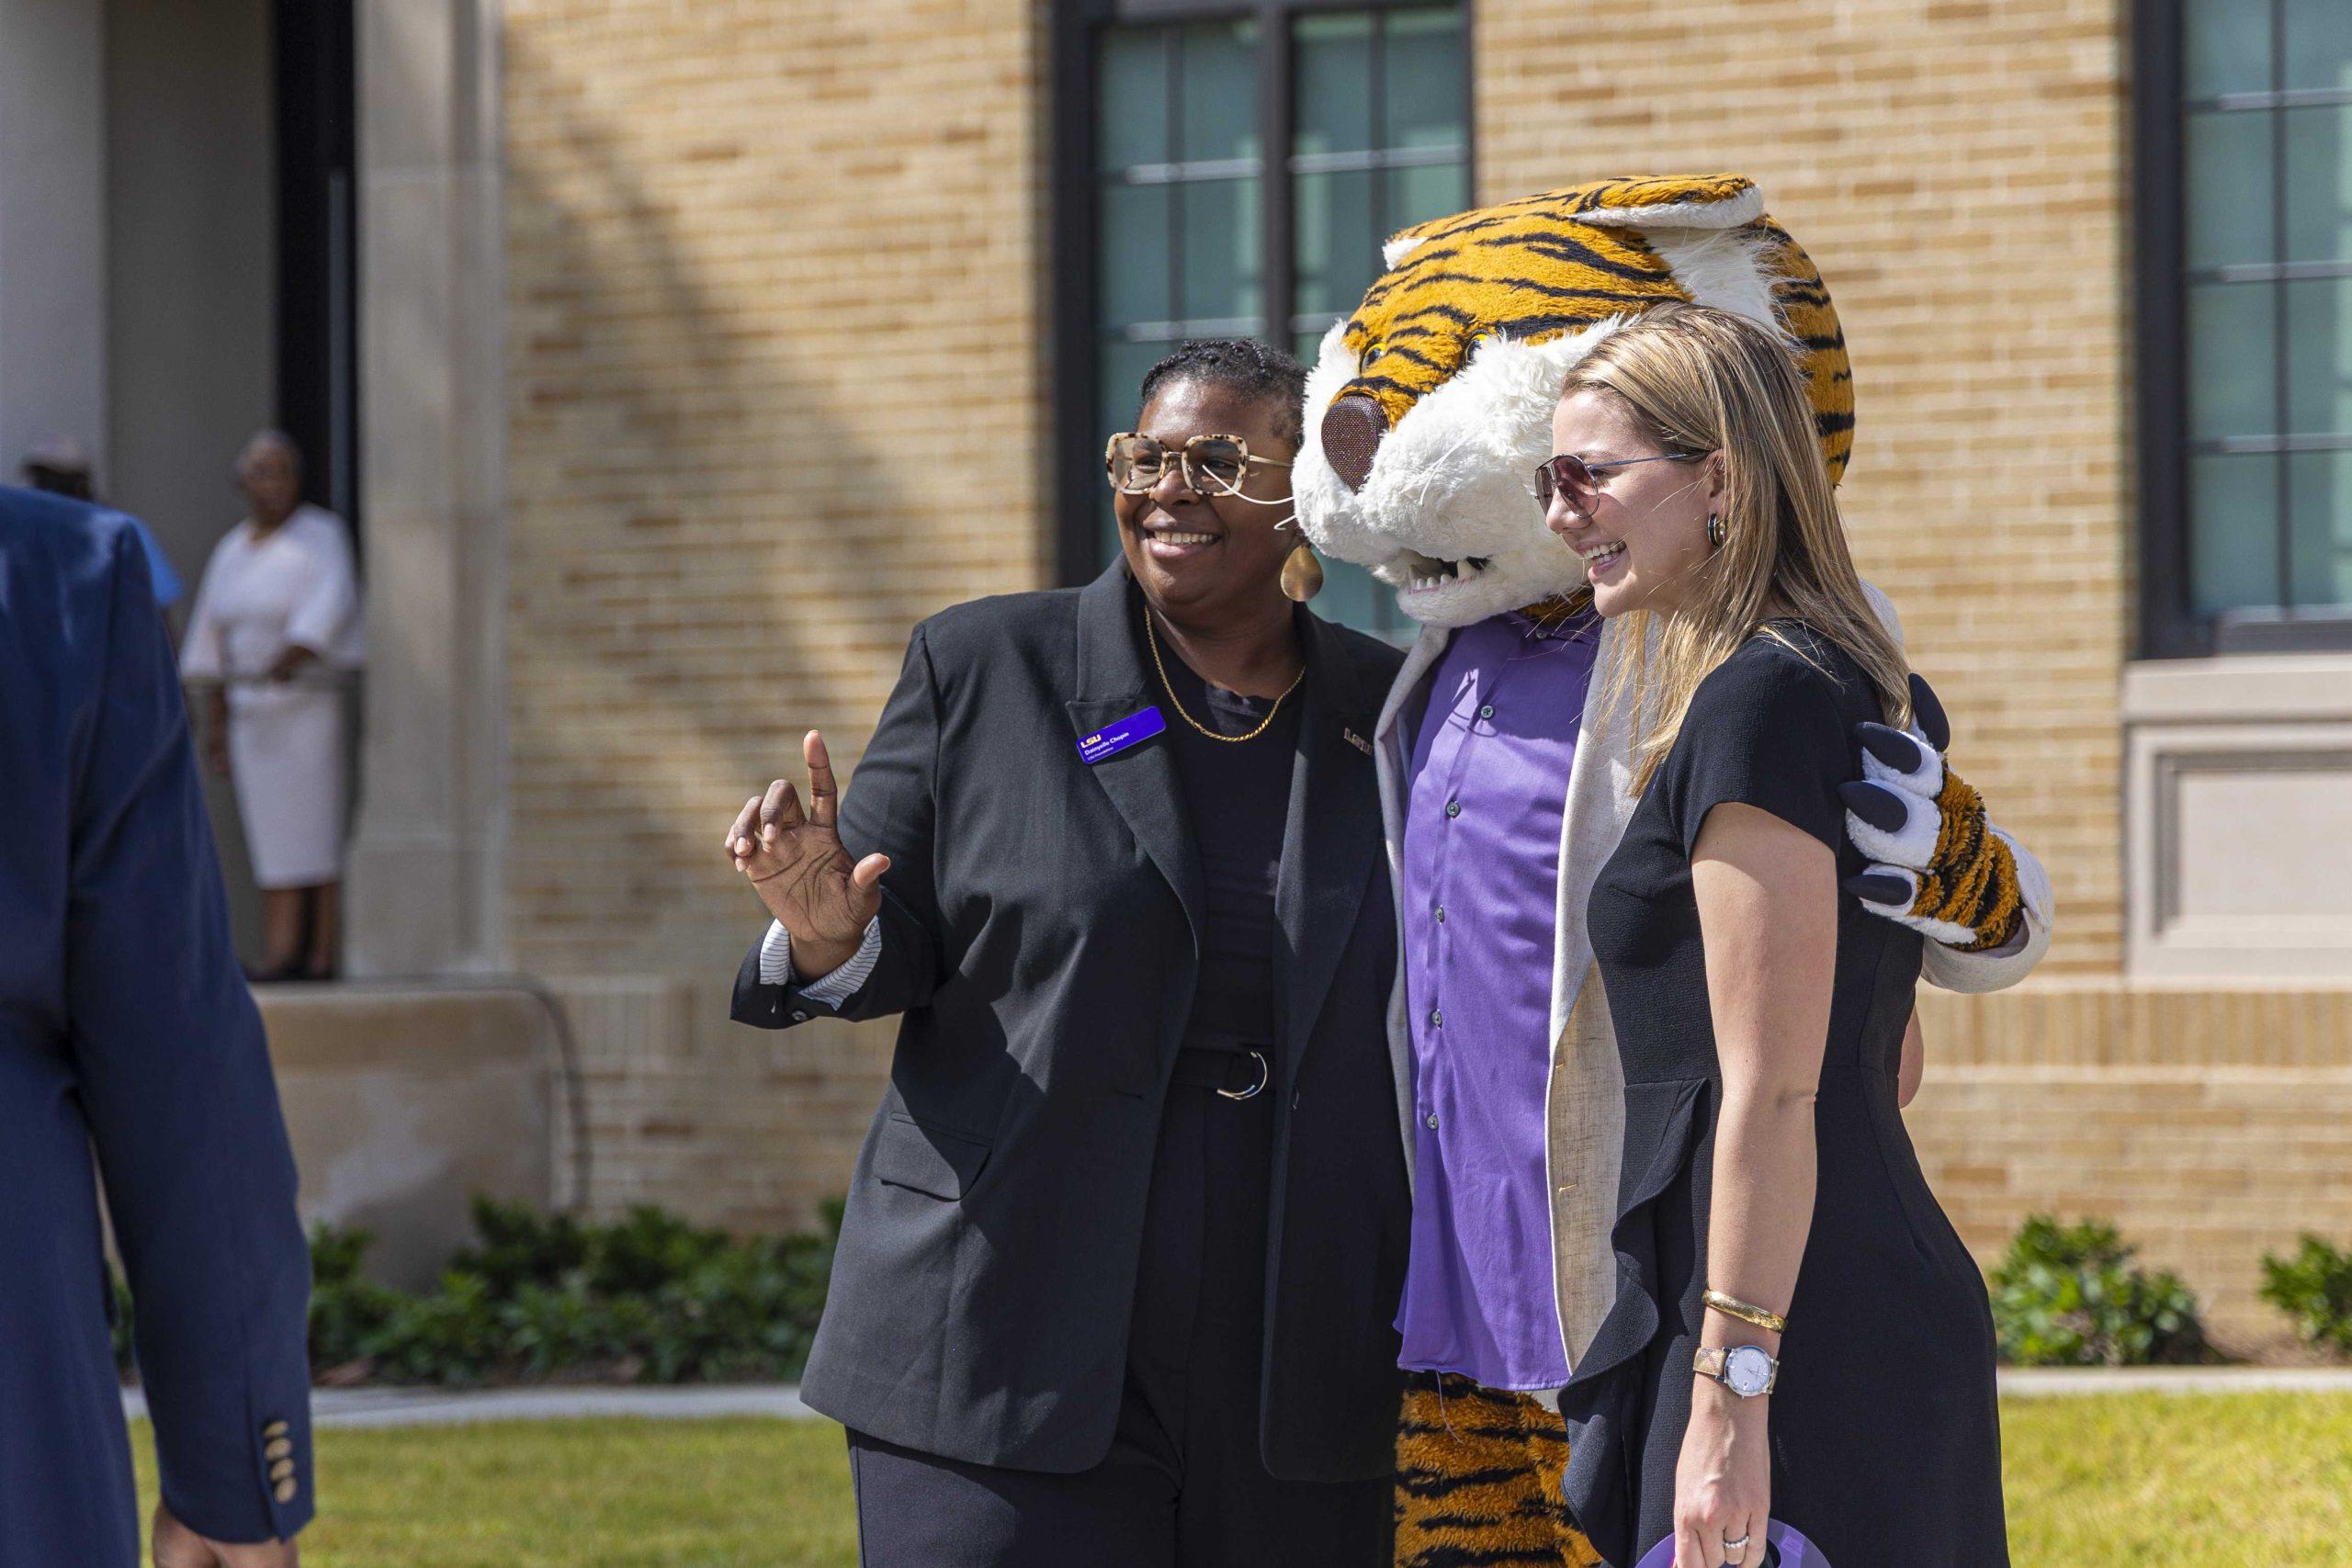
[263,982,558,1290]
[124,1384,820,1428]
[1999,1368,2352,1394]
[121,1371,2352,1430]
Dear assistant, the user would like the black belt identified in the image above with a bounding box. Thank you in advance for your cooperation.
[1169,1045,1272,1100]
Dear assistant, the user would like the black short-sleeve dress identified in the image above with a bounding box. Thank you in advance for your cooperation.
[1557,621,2008,1567]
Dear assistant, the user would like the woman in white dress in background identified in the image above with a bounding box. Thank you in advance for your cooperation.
[180,430,366,980]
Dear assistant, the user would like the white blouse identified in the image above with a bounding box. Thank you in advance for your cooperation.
[179,505,365,712]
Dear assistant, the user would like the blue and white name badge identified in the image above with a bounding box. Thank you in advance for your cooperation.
[1077,705,1167,764]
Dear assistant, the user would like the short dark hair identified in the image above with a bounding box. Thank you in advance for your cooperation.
[1136,338,1308,450]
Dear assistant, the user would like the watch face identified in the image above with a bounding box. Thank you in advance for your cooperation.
[1724,1345,1774,1396]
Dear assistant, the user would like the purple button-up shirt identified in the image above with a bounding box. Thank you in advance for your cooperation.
[1395,606,1601,1390]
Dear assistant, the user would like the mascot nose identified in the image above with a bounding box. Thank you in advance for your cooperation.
[1320,393,1386,493]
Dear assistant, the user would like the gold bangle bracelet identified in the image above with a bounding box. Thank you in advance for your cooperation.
[1702,1288,1789,1334]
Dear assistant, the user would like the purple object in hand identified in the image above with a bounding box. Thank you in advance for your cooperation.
[1634,1521,1826,1568]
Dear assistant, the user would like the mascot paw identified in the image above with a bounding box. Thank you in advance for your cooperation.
[1839,674,2025,953]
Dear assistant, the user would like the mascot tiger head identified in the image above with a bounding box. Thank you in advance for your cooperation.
[1293,174,1854,628]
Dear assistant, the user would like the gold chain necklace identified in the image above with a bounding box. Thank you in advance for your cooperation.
[1144,609,1306,744]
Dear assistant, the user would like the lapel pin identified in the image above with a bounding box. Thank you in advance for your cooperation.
[1342,727,1374,757]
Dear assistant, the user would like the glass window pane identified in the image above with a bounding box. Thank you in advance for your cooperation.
[1385,160,1470,231]
[2287,450,2352,606]
[2286,276,2352,434]
[1097,183,1172,330]
[1177,175,1261,324]
[2189,453,2282,614]
[1311,558,1402,643]
[2284,0,2352,94]
[1382,7,1466,152]
[2282,104,2352,264]
[1178,19,1260,165]
[1295,168,1376,321]
[1098,28,1170,173]
[1101,337,1171,449]
[2184,109,2275,270]
[1294,14,1374,157]
[2186,0,2273,97]
[2187,281,2278,439]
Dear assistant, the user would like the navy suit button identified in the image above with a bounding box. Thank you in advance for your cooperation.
[262,1419,289,1440]
[265,1438,292,1461]
[275,1477,299,1504]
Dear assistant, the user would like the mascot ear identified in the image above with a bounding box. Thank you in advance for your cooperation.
[1565,175,1853,486]
[1568,172,1765,232]
[1382,216,1450,270]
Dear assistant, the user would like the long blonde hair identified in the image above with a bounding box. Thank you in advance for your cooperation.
[1563,301,1909,795]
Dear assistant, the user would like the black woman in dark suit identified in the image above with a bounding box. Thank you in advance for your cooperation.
[725,340,1408,1566]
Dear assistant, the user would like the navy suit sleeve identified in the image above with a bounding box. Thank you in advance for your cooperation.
[732,623,944,1029]
[64,525,314,1543]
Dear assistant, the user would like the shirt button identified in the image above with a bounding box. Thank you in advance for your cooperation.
[1426,1112,1441,1130]
[1430,1008,1442,1028]
[1434,904,1446,924]
[1444,799,1462,818]
[1478,704,1495,720]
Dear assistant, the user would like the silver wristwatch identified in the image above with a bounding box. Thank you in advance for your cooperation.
[1693,1343,1779,1398]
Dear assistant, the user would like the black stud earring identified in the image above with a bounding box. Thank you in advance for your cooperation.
[1706,513,1725,548]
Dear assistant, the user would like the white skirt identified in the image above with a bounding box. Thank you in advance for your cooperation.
[228,689,348,889]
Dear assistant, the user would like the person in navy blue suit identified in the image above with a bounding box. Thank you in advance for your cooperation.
[0,486,312,1566]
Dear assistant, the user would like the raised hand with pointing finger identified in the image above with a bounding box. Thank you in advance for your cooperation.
[727,729,891,979]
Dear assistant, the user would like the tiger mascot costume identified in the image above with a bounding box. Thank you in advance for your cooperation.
[1285,174,2056,1566]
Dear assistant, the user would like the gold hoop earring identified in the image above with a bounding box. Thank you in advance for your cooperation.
[1281,541,1324,602]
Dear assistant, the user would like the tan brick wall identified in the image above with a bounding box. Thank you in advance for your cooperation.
[1476,0,2133,974]
[1911,987,2352,1348]
[502,0,1046,1228]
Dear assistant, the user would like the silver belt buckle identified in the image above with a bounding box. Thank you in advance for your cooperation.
[1216,1049,1270,1101]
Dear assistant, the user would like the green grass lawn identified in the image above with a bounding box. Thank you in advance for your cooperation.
[134,1394,2352,1565]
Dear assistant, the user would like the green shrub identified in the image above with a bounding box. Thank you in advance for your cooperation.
[115,1198,841,1388]
[2259,1234,2352,1355]
[110,1268,137,1376]
[308,1220,406,1371]
[342,1197,840,1386]
[1988,1214,2213,1367]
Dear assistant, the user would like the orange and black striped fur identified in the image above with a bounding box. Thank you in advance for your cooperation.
[1395,1374,1607,1568]
[1332,175,1854,484]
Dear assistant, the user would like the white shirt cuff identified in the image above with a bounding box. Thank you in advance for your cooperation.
[759,917,882,1005]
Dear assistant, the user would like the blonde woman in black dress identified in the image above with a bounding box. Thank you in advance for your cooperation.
[1542,303,2007,1568]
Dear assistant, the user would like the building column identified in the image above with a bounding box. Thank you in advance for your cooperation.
[344,0,510,976]
[0,0,106,471]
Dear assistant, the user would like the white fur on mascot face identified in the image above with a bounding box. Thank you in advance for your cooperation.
[1294,315,1634,627]
[1288,177,1852,630]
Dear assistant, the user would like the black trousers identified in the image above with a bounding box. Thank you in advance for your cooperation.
[845,1050,1394,1567]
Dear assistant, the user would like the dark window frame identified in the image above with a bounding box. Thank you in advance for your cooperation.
[1047,0,1473,587]
[2134,0,2352,656]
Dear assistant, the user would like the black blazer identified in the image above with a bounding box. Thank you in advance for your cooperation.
[734,560,1409,1481]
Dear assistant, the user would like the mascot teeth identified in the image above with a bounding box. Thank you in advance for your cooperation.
[1391,550,1489,593]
